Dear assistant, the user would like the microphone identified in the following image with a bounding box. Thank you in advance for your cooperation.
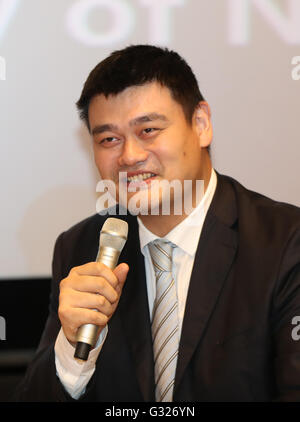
[74,217,128,361]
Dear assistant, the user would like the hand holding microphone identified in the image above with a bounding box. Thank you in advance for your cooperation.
[58,218,129,361]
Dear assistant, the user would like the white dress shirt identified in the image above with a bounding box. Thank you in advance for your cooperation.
[54,168,217,399]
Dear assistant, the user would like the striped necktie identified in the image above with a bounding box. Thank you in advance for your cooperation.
[148,239,179,402]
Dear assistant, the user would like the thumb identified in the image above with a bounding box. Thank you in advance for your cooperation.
[113,263,129,286]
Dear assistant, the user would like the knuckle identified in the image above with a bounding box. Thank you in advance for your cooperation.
[96,262,105,272]
[97,277,105,291]
[69,266,78,276]
[59,277,67,290]
[106,305,114,318]
[90,311,99,324]
[101,314,109,325]
[58,289,69,306]
[60,274,75,291]
[58,304,68,321]
[94,312,108,325]
[98,295,105,307]
[112,290,119,303]
[111,274,118,288]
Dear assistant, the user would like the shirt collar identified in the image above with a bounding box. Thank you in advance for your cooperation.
[137,168,218,257]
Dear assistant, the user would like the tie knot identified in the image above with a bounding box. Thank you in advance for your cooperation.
[148,240,174,273]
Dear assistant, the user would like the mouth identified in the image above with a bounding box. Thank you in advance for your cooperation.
[126,172,157,184]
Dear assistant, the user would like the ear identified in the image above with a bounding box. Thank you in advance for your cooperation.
[193,101,213,148]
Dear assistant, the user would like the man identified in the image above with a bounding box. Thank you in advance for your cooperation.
[15,45,300,401]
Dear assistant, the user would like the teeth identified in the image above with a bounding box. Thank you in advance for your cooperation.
[127,173,155,182]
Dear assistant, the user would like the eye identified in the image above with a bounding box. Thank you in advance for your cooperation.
[141,127,160,136]
[103,137,117,142]
[98,136,119,146]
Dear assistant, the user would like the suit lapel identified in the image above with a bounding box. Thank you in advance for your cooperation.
[174,174,238,395]
[117,216,155,401]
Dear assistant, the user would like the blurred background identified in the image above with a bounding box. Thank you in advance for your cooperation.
[0,0,299,400]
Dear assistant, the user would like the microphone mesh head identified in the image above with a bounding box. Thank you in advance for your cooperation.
[99,218,128,252]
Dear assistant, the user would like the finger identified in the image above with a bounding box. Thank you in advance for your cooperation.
[61,308,108,343]
[113,263,129,291]
[71,262,118,288]
[68,276,118,303]
[59,304,109,330]
[67,290,115,316]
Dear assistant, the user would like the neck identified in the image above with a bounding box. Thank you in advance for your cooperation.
[139,213,189,238]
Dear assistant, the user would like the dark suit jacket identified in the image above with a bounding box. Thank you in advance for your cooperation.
[15,173,300,401]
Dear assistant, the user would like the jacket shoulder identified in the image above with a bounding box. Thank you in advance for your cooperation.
[62,213,104,244]
[218,173,300,240]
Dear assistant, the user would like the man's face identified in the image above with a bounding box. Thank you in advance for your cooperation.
[89,82,212,214]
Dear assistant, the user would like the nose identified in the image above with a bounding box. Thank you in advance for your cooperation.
[118,137,148,168]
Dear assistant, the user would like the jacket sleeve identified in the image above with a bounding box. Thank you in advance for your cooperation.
[272,227,300,401]
[13,232,97,402]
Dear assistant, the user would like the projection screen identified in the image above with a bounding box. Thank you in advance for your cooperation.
[0,0,299,278]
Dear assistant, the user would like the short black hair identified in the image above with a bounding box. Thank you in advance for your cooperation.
[76,44,205,131]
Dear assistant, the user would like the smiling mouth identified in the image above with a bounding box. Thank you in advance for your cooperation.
[127,172,156,183]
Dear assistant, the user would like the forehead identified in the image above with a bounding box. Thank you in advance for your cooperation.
[88,82,185,127]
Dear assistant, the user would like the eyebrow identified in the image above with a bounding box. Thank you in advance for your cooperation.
[91,113,169,136]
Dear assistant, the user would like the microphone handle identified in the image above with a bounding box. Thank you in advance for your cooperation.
[74,247,120,361]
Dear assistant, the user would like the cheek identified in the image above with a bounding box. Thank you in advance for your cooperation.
[153,140,181,161]
[94,151,114,178]
[93,151,102,170]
